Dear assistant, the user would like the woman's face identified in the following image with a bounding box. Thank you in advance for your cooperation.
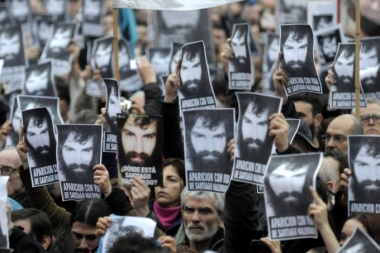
[340,218,367,246]
[155,165,184,208]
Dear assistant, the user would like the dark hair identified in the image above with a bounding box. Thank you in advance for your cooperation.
[349,137,380,172]
[109,232,165,253]
[323,149,348,174]
[162,158,186,186]
[281,25,312,53]
[57,84,71,106]
[11,208,53,247]
[336,44,355,60]
[70,199,112,227]
[345,213,380,244]
[291,92,323,117]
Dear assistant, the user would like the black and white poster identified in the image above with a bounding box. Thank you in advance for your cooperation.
[21,107,58,186]
[336,228,380,253]
[117,114,163,186]
[151,9,214,63]
[348,136,380,215]
[262,33,279,95]
[179,41,216,112]
[329,43,367,109]
[264,153,322,240]
[168,42,183,74]
[147,47,171,78]
[39,23,77,76]
[277,0,307,25]
[0,176,9,250]
[0,3,13,28]
[32,14,54,50]
[314,25,345,71]
[57,124,102,201]
[5,96,21,148]
[44,0,67,22]
[183,109,234,193]
[103,78,120,153]
[82,0,105,37]
[23,62,57,97]
[280,24,322,95]
[228,23,252,90]
[17,95,64,125]
[360,36,380,98]
[232,93,282,185]
[0,25,27,95]
[287,118,300,145]
[101,215,156,253]
[117,38,143,92]
[6,0,32,33]
[307,1,337,32]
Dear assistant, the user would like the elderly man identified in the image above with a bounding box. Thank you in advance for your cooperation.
[352,98,380,135]
[324,114,363,155]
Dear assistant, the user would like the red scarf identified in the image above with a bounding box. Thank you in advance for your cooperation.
[153,200,181,229]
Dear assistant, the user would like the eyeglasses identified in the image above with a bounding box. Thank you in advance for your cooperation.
[0,166,18,176]
[360,114,380,124]
[321,134,347,143]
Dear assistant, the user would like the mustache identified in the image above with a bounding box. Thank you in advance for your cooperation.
[286,60,305,67]
[67,163,90,171]
[125,151,150,160]
[243,137,264,147]
[359,180,380,188]
[183,78,201,87]
[197,150,224,159]
[278,191,303,200]
[35,145,50,153]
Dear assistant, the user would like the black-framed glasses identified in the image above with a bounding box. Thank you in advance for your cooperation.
[360,114,380,124]
[321,134,347,143]
[0,166,18,176]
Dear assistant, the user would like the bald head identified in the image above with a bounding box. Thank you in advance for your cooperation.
[0,148,23,196]
[325,114,363,155]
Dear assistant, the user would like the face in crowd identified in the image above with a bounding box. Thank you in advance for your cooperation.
[155,165,184,208]
[359,103,380,135]
[61,132,94,181]
[121,117,157,167]
[190,117,227,169]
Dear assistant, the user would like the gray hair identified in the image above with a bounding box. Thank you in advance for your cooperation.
[351,98,380,115]
[181,189,225,216]
[318,159,336,188]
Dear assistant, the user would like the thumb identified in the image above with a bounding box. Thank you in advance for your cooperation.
[275,51,283,71]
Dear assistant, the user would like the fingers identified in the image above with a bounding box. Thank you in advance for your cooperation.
[275,51,283,70]
[96,216,112,237]
[174,58,182,75]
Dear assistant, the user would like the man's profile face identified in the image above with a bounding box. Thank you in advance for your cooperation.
[360,46,378,70]
[231,30,247,64]
[190,117,226,167]
[353,145,380,196]
[322,37,337,59]
[283,32,308,70]
[95,43,112,72]
[0,32,21,61]
[269,163,307,206]
[49,28,71,54]
[26,119,50,155]
[183,196,221,242]
[181,52,202,90]
[241,103,269,153]
[25,69,49,95]
[334,50,354,85]
[122,120,157,166]
[62,132,94,177]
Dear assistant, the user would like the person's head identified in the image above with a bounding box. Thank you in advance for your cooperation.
[58,126,100,182]
[324,114,363,155]
[94,39,112,73]
[155,158,185,208]
[57,83,71,120]
[37,19,53,45]
[281,26,312,72]
[106,83,120,130]
[150,50,170,75]
[10,0,28,19]
[292,92,323,138]
[0,29,21,64]
[119,114,161,167]
[118,41,130,72]
[25,66,50,96]
[320,34,338,59]
[83,0,101,21]
[11,208,53,250]
[324,149,348,194]
[109,232,165,253]
[231,25,248,64]
[349,137,380,202]
[267,35,280,67]
[45,0,66,16]
[70,199,112,252]
[360,41,379,70]
[0,148,23,196]
[318,159,337,203]
[160,10,200,35]
[340,213,380,246]
[238,95,278,159]
[23,108,56,165]
[11,102,22,134]
[334,45,355,85]
[291,119,318,153]
[314,15,333,31]
[49,26,72,57]
[169,43,182,74]
[354,98,380,135]
[181,190,224,243]
[185,111,232,170]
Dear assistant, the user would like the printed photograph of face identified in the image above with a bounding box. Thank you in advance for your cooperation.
[169,43,182,74]
[0,28,24,67]
[230,24,250,73]
[264,154,318,217]
[118,114,162,168]
[281,25,315,78]
[279,0,307,23]
[6,96,21,147]
[23,108,56,168]
[149,48,171,77]
[313,15,333,31]
[179,42,212,100]
[349,137,380,203]
[184,110,233,173]
[57,125,101,184]
[237,93,280,165]
[265,34,280,72]
[35,16,54,48]
[160,10,200,37]
[9,0,29,24]
[93,37,113,78]
[360,38,380,89]
[117,39,130,79]
[45,0,66,21]
[45,24,74,60]
[333,44,355,92]
[105,80,120,133]
[0,5,12,28]
[317,31,340,64]
[340,228,378,253]
[83,0,102,23]
[24,62,55,97]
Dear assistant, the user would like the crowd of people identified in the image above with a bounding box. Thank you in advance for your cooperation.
[1,0,380,252]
